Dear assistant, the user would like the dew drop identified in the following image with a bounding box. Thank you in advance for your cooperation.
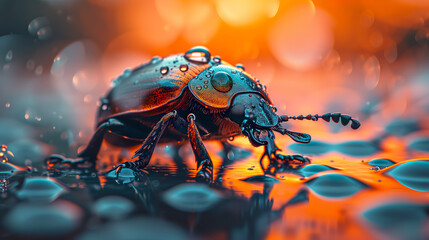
[36,26,52,40]
[93,195,135,220]
[213,56,221,63]
[151,56,161,64]
[4,201,83,237]
[366,158,395,169]
[362,202,426,240]
[160,66,169,75]
[335,141,379,157]
[235,64,245,71]
[298,164,337,177]
[179,64,188,72]
[105,168,136,184]
[17,177,66,202]
[184,46,211,64]
[28,17,49,36]
[306,173,369,199]
[162,183,222,212]
[242,175,280,183]
[5,50,13,62]
[289,141,331,155]
[196,85,202,90]
[34,65,43,75]
[384,160,429,192]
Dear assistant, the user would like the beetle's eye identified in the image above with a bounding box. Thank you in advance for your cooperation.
[211,71,232,93]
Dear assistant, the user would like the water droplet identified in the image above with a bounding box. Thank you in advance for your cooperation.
[162,183,222,212]
[242,175,280,183]
[151,56,161,64]
[93,196,135,220]
[36,26,52,40]
[17,177,66,202]
[184,46,211,64]
[196,85,202,90]
[105,168,136,184]
[289,141,331,155]
[179,64,188,72]
[5,50,13,62]
[235,64,245,71]
[362,202,426,240]
[5,102,10,108]
[336,141,379,157]
[122,68,132,78]
[212,56,221,64]
[34,65,43,75]
[306,173,369,199]
[28,17,49,36]
[160,66,169,75]
[366,158,395,169]
[4,201,83,237]
[408,138,429,152]
[72,70,96,92]
[211,71,233,92]
[385,119,420,136]
[384,160,429,192]
[298,164,337,177]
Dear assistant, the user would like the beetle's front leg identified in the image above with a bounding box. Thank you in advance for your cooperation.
[261,130,310,173]
[187,113,213,182]
[112,111,177,176]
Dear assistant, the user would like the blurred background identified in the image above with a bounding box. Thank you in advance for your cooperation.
[1,0,429,168]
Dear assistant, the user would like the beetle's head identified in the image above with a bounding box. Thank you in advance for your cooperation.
[228,93,282,147]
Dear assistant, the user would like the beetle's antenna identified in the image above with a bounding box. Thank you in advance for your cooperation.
[279,112,361,129]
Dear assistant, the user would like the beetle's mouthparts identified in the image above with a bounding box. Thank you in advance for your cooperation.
[279,112,361,130]
[241,117,272,147]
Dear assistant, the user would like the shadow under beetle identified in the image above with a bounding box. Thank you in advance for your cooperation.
[46,46,360,182]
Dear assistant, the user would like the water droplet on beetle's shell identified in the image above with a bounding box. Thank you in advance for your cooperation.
[151,56,161,64]
[235,64,245,71]
[211,71,232,93]
[184,46,211,64]
[196,85,202,90]
[160,66,169,75]
[213,56,221,63]
[179,64,188,72]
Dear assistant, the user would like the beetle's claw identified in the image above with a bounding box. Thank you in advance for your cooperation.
[46,154,73,170]
[275,154,311,168]
[196,166,213,183]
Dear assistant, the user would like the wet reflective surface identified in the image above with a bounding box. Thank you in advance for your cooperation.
[0,136,428,239]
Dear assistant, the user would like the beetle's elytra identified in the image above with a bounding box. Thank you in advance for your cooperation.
[47,46,360,182]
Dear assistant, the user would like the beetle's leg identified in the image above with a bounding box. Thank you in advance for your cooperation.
[113,111,177,174]
[261,130,310,173]
[187,113,213,182]
[46,118,124,169]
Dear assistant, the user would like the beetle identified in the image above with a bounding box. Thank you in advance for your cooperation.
[47,46,360,182]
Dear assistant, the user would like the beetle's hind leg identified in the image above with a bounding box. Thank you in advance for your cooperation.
[187,114,213,182]
[46,118,125,170]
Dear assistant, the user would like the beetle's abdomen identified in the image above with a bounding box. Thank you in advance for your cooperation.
[106,55,210,115]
